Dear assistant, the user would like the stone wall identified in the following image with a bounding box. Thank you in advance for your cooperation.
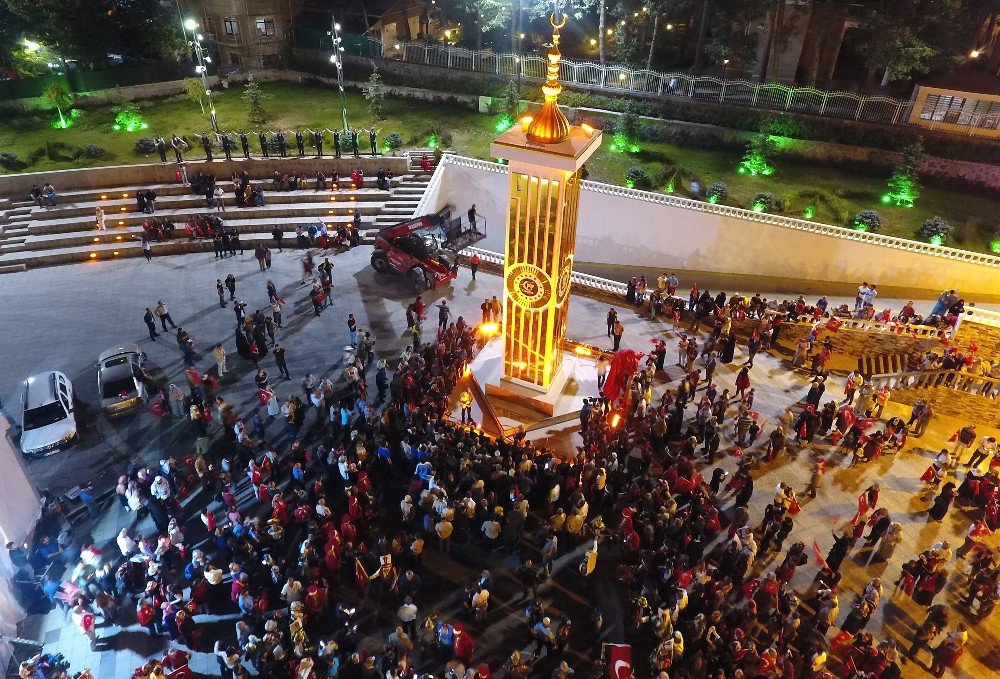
[0,156,409,196]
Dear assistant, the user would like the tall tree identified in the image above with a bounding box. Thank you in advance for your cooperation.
[6,0,184,65]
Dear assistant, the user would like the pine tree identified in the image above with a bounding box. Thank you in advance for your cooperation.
[364,68,386,122]
[242,74,271,126]
[884,138,923,207]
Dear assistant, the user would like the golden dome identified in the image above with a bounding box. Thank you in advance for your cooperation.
[526,13,571,145]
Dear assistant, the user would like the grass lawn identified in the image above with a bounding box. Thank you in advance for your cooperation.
[1,80,996,253]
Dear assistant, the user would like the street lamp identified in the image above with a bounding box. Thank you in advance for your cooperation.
[970,49,982,59]
[328,18,349,132]
[722,58,730,80]
[188,21,218,133]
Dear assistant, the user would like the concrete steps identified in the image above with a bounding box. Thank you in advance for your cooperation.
[27,201,388,236]
[32,187,389,220]
[0,170,430,271]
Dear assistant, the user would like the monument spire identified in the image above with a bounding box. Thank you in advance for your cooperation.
[525,10,571,144]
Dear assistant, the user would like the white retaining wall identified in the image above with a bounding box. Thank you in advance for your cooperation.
[427,155,1000,298]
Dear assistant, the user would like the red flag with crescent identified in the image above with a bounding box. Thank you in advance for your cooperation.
[605,643,632,679]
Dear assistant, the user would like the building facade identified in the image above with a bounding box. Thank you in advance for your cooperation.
[178,0,304,69]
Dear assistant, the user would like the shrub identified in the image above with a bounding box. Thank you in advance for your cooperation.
[46,141,73,161]
[625,166,652,190]
[852,209,884,233]
[793,189,847,223]
[77,144,108,160]
[26,146,46,164]
[134,137,157,155]
[990,230,1000,254]
[706,182,728,204]
[748,192,784,214]
[738,133,777,176]
[385,132,404,152]
[916,216,954,246]
[0,152,20,169]
[614,102,642,141]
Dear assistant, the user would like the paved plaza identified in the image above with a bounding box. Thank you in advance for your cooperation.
[1,247,998,678]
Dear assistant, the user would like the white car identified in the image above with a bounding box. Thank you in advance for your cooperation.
[20,371,78,457]
[97,344,148,416]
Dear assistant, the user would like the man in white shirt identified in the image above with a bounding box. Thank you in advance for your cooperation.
[281,576,303,604]
[117,529,136,557]
[398,596,418,637]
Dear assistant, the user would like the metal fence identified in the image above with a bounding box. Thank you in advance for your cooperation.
[364,38,919,127]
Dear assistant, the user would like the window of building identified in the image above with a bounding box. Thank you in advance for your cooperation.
[262,53,279,67]
[256,18,276,36]
[919,93,1000,129]
[224,17,238,35]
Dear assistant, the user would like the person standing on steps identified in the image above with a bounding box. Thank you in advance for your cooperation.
[277,131,287,157]
[225,273,237,301]
[201,134,213,161]
[155,301,177,331]
[259,132,269,157]
[333,130,341,158]
[216,279,226,308]
[155,135,167,163]
[314,129,323,156]
[240,132,250,159]
[271,226,283,252]
[295,130,305,156]
[143,308,159,340]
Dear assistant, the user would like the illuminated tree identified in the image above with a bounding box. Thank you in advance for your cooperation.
[883,139,923,207]
[738,132,777,176]
[42,81,72,128]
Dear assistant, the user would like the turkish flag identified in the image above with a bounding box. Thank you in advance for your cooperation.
[812,541,827,568]
[605,643,632,679]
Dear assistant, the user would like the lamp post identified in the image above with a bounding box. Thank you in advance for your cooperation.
[186,20,218,133]
[328,18,349,132]
[722,58,730,80]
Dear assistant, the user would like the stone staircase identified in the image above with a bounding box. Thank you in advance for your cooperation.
[0,164,433,271]
[370,150,436,232]
[868,367,1000,426]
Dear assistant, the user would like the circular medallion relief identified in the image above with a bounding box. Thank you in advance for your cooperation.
[506,264,553,311]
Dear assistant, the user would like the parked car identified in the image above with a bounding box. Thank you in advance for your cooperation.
[97,344,148,416]
[20,371,77,457]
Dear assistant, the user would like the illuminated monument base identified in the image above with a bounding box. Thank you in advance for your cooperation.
[464,338,599,439]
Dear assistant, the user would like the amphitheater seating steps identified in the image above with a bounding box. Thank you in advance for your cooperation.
[0,170,432,271]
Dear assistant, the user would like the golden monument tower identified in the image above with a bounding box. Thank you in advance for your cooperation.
[489,9,602,393]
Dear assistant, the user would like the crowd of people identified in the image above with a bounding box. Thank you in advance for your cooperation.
[8,243,1000,679]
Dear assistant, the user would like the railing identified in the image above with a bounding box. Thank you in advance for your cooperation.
[441,155,1000,269]
[369,39,927,129]
[965,307,1000,328]
[869,368,1000,397]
